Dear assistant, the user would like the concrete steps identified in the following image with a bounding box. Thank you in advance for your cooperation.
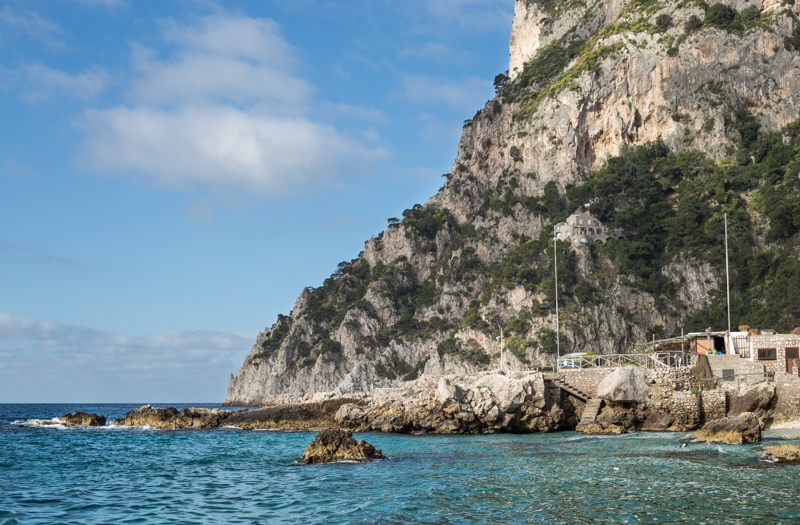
[576,398,603,431]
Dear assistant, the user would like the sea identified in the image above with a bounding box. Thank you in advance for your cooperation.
[2,403,800,524]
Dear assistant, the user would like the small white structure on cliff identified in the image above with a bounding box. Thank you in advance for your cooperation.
[554,208,612,244]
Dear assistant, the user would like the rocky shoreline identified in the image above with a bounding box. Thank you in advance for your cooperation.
[59,366,800,446]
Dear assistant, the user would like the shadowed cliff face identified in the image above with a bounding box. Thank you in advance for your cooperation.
[226,0,800,405]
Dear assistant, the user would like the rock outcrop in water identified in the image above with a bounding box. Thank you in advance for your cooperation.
[114,405,232,430]
[763,444,800,462]
[225,0,800,406]
[690,412,762,444]
[222,398,365,431]
[59,412,106,427]
[300,429,386,464]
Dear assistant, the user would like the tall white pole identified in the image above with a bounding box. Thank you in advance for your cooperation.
[499,326,504,372]
[554,226,560,370]
[725,212,731,337]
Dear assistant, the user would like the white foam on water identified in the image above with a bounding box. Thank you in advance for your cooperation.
[10,417,67,429]
[768,420,800,430]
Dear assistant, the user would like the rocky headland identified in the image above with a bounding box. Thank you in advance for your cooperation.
[225,0,800,407]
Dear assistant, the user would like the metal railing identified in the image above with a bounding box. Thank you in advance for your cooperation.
[558,351,689,370]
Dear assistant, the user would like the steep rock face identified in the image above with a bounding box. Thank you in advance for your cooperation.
[226,0,800,405]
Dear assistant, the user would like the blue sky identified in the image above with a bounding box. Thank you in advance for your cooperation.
[0,0,514,402]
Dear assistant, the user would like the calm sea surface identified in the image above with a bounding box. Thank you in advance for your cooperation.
[2,403,800,524]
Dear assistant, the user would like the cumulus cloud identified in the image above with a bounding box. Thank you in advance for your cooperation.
[402,74,492,111]
[76,105,381,194]
[76,13,385,197]
[22,63,109,101]
[0,312,255,402]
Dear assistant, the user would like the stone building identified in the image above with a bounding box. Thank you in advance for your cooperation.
[554,209,612,244]
[744,331,800,375]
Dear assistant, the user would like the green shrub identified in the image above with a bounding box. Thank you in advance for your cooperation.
[785,26,800,51]
[704,4,741,32]
[655,14,673,31]
[684,15,703,34]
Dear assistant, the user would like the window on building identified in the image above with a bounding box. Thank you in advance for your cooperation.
[579,219,583,225]
[758,348,777,360]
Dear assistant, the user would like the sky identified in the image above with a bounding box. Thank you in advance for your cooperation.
[0,0,515,402]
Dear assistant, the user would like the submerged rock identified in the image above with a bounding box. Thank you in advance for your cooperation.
[115,405,231,429]
[59,412,106,427]
[690,412,761,445]
[301,429,386,464]
[763,444,800,463]
[581,423,625,435]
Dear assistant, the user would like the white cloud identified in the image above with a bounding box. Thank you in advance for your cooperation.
[0,312,255,402]
[0,6,65,49]
[22,63,109,101]
[76,13,384,197]
[402,74,492,110]
[76,105,383,195]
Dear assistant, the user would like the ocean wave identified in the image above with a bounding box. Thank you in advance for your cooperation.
[10,417,68,429]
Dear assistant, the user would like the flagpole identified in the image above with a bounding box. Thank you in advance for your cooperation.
[725,212,731,336]
[554,225,560,370]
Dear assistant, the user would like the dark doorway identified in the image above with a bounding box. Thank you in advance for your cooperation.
[786,348,799,373]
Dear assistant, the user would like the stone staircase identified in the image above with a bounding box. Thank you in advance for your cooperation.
[553,378,590,402]
[576,398,603,431]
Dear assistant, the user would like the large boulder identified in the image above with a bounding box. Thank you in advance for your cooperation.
[690,412,761,444]
[301,429,386,464]
[59,412,106,427]
[763,444,800,463]
[597,367,649,405]
[727,383,775,416]
[115,405,231,429]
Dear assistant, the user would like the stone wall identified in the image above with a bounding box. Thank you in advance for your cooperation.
[774,372,800,423]
[700,391,727,421]
[558,369,614,398]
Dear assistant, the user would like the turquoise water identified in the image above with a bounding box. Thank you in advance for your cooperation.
[2,404,800,524]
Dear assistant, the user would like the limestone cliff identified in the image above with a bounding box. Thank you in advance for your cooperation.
[226,0,800,405]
